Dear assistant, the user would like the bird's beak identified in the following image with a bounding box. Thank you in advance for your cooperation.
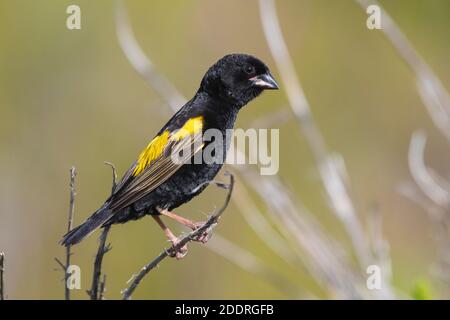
[250,72,279,90]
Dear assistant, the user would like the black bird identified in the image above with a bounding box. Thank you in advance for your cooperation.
[61,54,279,258]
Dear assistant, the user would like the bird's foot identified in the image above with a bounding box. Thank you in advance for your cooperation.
[191,221,213,244]
[168,238,188,260]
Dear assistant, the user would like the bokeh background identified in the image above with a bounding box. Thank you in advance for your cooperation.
[0,0,449,299]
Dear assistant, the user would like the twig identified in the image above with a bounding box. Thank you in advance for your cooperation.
[0,252,4,300]
[57,167,77,300]
[65,167,77,300]
[104,161,118,194]
[122,173,234,300]
[88,162,117,300]
[89,226,111,300]
[54,257,66,271]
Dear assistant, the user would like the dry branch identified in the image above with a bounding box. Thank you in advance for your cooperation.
[89,226,111,300]
[65,167,77,300]
[122,173,234,300]
[55,166,77,300]
[88,162,117,300]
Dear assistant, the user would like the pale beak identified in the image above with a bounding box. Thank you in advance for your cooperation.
[250,72,279,90]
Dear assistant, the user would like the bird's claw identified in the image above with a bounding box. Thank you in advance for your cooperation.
[169,239,188,260]
[191,222,213,244]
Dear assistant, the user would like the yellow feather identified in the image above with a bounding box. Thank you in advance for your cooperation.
[132,116,203,176]
[133,130,170,176]
[171,116,204,141]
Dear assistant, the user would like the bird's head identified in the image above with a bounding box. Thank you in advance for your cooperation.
[200,53,279,108]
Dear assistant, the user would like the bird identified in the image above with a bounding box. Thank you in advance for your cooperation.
[61,53,279,258]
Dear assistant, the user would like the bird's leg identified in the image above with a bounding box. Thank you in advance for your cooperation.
[157,208,210,244]
[151,215,187,259]
[158,208,197,229]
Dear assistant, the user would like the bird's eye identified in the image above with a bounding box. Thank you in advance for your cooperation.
[244,65,255,75]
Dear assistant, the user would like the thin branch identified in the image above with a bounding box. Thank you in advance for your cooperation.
[57,166,77,300]
[104,161,118,194]
[54,257,66,271]
[89,226,111,300]
[122,173,234,300]
[89,162,117,300]
[65,166,77,300]
[0,252,4,300]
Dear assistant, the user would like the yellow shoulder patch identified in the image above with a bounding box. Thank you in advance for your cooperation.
[132,116,204,176]
[170,116,204,141]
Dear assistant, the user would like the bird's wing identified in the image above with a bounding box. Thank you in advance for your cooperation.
[109,116,204,212]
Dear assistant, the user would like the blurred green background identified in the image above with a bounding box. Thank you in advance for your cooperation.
[0,0,449,299]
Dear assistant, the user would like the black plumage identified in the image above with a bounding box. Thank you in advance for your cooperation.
[61,53,278,247]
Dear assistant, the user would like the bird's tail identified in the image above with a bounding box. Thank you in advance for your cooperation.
[60,202,113,247]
